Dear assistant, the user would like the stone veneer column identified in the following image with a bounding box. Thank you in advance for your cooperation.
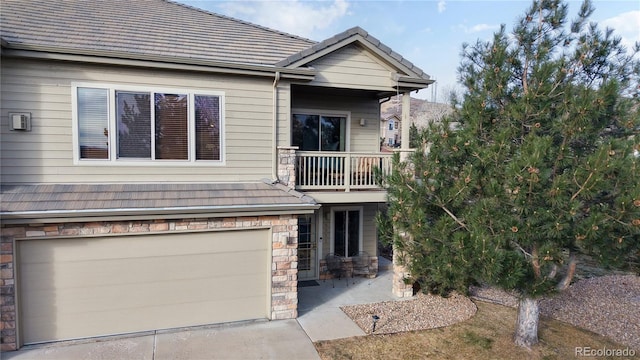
[0,214,299,351]
[277,146,298,189]
[392,244,413,298]
[0,227,22,351]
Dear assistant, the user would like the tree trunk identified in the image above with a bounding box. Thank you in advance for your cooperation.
[557,251,577,291]
[514,297,539,348]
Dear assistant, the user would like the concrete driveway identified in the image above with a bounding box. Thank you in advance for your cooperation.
[2,320,320,360]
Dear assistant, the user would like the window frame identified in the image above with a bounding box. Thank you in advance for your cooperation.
[72,83,225,166]
[329,206,363,258]
[291,108,351,152]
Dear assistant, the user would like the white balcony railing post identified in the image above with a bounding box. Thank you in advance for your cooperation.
[345,152,351,192]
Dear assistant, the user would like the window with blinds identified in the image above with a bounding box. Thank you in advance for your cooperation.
[74,85,223,164]
[77,88,109,159]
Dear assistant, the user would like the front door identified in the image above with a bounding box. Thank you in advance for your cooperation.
[298,214,317,280]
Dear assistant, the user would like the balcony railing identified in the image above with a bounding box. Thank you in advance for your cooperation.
[295,151,393,192]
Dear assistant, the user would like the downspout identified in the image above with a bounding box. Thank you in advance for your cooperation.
[272,71,281,181]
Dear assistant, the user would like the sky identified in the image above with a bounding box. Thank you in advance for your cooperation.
[179,0,640,101]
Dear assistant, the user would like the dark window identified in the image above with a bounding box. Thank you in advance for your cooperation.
[334,209,360,257]
[292,113,346,151]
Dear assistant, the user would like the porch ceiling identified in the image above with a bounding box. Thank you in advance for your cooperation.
[291,83,424,101]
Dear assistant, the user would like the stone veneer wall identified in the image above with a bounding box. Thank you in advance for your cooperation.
[277,146,298,189]
[318,256,379,280]
[0,215,298,351]
[392,249,414,298]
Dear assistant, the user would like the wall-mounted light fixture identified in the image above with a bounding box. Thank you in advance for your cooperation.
[359,118,366,127]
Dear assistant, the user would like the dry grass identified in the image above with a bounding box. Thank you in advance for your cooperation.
[314,300,632,360]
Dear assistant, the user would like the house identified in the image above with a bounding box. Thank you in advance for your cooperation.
[380,96,454,149]
[0,0,432,350]
[381,114,401,148]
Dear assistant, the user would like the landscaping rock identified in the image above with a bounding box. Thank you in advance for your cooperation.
[340,292,476,335]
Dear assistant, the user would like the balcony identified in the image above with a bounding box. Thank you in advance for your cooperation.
[295,151,392,191]
[277,147,393,202]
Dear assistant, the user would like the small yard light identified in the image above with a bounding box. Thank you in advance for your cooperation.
[371,315,380,333]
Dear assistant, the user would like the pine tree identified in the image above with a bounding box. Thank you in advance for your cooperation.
[378,0,639,347]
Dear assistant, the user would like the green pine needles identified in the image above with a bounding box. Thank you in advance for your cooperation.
[378,0,640,299]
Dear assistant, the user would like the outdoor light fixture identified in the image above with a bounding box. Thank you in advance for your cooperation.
[359,118,366,127]
[371,315,380,333]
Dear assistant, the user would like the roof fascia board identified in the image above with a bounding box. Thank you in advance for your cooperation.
[1,46,316,80]
[0,204,321,224]
[285,34,425,81]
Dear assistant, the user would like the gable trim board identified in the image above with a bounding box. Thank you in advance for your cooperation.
[277,27,433,91]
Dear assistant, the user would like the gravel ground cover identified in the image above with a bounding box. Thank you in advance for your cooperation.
[341,275,639,350]
[340,292,477,335]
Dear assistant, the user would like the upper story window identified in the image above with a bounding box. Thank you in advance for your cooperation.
[394,120,399,130]
[292,110,348,152]
[73,84,224,165]
[388,120,394,131]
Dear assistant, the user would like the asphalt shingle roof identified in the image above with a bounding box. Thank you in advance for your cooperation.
[0,0,316,66]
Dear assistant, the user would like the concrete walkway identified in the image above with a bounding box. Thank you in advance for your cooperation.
[297,259,405,342]
[3,257,400,360]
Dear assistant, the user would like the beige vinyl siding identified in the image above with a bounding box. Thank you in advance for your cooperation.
[307,44,398,91]
[1,58,276,184]
[276,83,292,148]
[362,203,378,256]
[291,92,380,153]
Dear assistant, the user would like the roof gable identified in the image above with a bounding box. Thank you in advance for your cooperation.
[277,27,432,85]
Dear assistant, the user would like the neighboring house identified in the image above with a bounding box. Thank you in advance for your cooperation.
[0,0,432,350]
[381,114,401,148]
[380,96,453,149]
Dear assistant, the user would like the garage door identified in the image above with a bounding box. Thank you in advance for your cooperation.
[17,229,270,344]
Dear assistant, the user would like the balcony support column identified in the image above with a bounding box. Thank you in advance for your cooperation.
[393,92,415,297]
[400,92,411,161]
[277,146,298,189]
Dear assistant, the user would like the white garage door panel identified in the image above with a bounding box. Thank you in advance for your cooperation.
[18,230,270,344]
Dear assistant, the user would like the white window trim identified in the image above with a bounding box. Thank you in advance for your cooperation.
[329,206,364,258]
[291,108,351,152]
[72,82,225,166]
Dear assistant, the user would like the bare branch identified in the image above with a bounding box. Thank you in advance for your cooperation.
[440,205,468,230]
[571,171,594,201]
[511,241,533,258]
